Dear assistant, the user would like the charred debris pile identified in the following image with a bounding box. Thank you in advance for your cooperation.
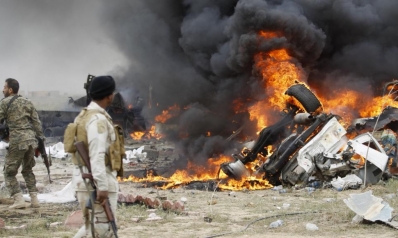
[220,82,398,190]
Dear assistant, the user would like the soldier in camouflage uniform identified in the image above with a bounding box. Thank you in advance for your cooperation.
[0,78,45,209]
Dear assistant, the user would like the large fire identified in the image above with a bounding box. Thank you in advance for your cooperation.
[120,156,271,191]
[124,30,398,191]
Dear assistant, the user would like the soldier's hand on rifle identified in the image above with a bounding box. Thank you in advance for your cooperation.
[96,190,109,206]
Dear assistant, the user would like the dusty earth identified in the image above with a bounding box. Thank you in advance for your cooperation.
[0,139,398,238]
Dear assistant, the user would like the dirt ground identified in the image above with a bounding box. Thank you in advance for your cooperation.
[1,148,398,238]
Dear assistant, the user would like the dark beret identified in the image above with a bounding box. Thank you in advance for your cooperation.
[89,76,115,99]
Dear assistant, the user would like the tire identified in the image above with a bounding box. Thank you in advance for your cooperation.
[285,84,322,113]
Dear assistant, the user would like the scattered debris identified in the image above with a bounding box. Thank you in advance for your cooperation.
[306,223,319,231]
[180,197,187,203]
[279,189,289,194]
[207,200,217,205]
[22,181,76,204]
[204,216,213,223]
[123,146,147,163]
[322,198,336,203]
[131,217,142,223]
[269,219,283,228]
[146,213,162,221]
[271,185,283,191]
[49,222,63,228]
[331,174,363,191]
[4,224,27,230]
[344,190,394,224]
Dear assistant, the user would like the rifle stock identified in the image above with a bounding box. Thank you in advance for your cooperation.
[74,141,118,238]
[74,141,92,172]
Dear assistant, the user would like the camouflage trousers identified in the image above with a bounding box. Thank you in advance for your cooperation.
[3,144,38,196]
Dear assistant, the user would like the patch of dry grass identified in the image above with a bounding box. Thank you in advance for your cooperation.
[0,202,78,238]
[1,179,398,238]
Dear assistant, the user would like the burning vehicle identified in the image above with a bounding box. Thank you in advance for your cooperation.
[220,82,396,188]
[37,74,147,138]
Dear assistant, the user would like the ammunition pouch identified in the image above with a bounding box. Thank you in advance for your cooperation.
[106,125,125,177]
[63,123,77,153]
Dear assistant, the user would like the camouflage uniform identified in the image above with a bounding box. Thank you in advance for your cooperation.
[0,95,44,196]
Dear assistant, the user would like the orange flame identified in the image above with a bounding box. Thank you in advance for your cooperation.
[250,35,306,131]
[130,131,145,140]
[218,176,272,191]
[119,155,272,190]
[318,88,398,124]
[120,156,229,186]
[155,105,180,123]
[129,125,162,140]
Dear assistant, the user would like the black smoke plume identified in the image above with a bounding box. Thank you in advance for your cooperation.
[99,0,398,168]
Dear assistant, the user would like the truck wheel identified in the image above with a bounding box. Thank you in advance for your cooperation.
[285,84,322,113]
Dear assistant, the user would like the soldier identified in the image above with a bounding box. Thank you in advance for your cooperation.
[0,78,45,209]
[67,76,123,238]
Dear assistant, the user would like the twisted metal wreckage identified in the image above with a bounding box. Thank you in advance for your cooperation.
[221,82,398,189]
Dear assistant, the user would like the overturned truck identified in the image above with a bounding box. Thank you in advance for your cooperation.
[37,75,146,138]
[221,83,396,188]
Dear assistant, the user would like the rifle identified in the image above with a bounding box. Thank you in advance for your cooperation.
[74,141,118,238]
[0,123,9,141]
[36,137,52,183]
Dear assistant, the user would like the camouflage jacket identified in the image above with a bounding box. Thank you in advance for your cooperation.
[0,95,44,148]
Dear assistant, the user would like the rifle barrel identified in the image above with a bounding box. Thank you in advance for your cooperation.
[37,137,52,183]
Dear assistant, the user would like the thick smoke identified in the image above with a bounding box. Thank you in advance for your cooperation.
[99,0,398,168]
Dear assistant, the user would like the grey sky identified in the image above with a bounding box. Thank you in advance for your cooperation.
[0,0,126,95]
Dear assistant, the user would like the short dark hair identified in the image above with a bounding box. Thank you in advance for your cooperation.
[5,78,19,94]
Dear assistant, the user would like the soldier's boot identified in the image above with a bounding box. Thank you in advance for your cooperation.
[9,192,26,209]
[30,192,40,208]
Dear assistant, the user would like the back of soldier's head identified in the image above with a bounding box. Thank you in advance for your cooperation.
[89,76,115,100]
[5,78,19,94]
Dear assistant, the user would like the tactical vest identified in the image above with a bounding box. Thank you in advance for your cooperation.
[63,108,125,177]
